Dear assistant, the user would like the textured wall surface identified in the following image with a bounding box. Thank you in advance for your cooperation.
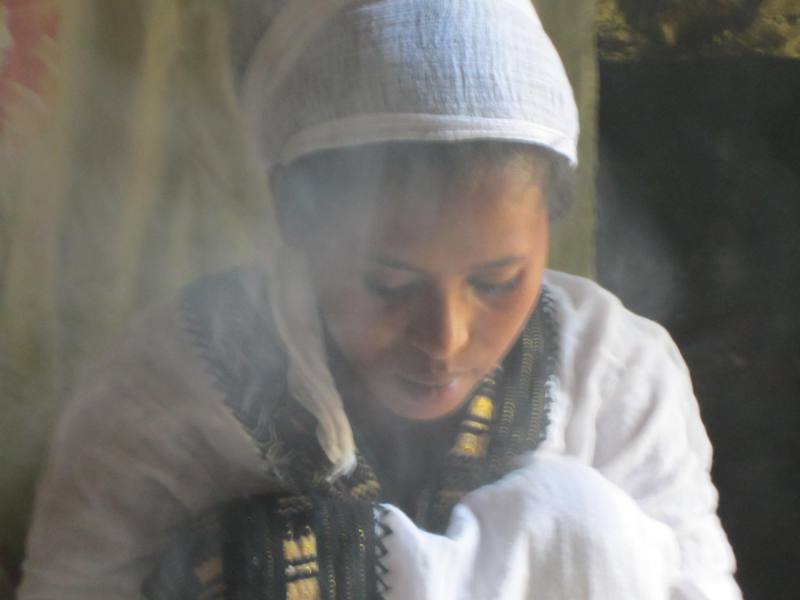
[598,0,800,60]
[0,1,598,594]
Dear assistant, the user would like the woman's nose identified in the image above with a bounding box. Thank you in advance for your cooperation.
[408,289,470,360]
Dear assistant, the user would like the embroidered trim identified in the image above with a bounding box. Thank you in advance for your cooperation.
[452,393,496,458]
[421,286,558,532]
[374,505,393,599]
[179,268,289,457]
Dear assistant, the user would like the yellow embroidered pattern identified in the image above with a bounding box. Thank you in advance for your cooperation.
[283,529,321,600]
[452,394,496,458]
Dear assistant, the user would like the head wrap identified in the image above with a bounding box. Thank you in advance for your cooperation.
[241,0,580,168]
[239,0,579,478]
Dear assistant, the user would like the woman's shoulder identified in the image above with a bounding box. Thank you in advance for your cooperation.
[54,267,288,500]
[541,269,693,439]
[178,266,288,398]
[21,269,287,597]
[543,269,680,370]
[68,267,282,411]
[176,266,291,444]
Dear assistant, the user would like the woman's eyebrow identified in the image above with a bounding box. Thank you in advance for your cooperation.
[369,256,526,272]
[472,256,526,271]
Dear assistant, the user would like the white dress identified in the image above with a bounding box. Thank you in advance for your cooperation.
[17,271,741,599]
[380,271,741,600]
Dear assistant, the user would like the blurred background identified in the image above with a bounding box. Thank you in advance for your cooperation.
[595,2,800,598]
[0,0,797,597]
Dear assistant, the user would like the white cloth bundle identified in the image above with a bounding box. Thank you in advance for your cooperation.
[241,0,579,167]
[381,453,680,600]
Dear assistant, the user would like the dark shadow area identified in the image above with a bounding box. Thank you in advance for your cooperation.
[597,57,800,599]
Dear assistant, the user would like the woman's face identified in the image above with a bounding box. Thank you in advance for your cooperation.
[296,151,550,421]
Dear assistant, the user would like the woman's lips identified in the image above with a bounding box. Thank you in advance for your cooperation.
[404,376,453,387]
[394,372,468,400]
[385,370,479,418]
[397,371,468,387]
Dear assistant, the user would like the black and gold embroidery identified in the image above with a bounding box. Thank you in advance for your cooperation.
[452,393,496,459]
[283,527,320,600]
[422,290,557,532]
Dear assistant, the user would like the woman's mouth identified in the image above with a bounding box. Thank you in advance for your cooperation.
[402,375,456,387]
[394,372,465,401]
[381,371,478,419]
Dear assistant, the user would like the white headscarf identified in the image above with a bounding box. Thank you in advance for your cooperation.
[242,0,579,168]
[239,0,580,478]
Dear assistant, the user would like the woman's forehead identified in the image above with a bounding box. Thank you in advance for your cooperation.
[311,156,549,271]
[361,193,547,280]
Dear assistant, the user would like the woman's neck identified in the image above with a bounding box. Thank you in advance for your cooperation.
[326,343,464,511]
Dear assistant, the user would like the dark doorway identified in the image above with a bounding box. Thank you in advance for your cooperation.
[597,57,800,599]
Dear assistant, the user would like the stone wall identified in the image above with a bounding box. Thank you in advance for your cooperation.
[598,0,800,60]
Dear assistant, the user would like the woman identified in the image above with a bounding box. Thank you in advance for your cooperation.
[18,1,741,598]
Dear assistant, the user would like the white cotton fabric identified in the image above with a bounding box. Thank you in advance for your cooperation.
[241,0,580,167]
[377,271,743,600]
[17,271,741,599]
[381,454,681,600]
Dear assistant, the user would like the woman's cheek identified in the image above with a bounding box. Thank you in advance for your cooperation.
[483,278,544,341]
[355,298,408,351]
[324,289,403,357]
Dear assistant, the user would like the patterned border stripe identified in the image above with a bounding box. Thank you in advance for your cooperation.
[452,394,497,458]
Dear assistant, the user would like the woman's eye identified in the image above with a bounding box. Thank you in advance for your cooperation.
[363,275,418,298]
[470,273,523,296]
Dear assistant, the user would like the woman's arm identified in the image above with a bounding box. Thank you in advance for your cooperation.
[588,321,741,599]
[543,273,741,599]
[17,305,277,599]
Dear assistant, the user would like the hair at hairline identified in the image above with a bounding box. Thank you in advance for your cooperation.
[272,141,575,230]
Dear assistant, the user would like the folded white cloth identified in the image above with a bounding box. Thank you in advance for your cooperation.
[241,0,579,167]
[381,453,680,600]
